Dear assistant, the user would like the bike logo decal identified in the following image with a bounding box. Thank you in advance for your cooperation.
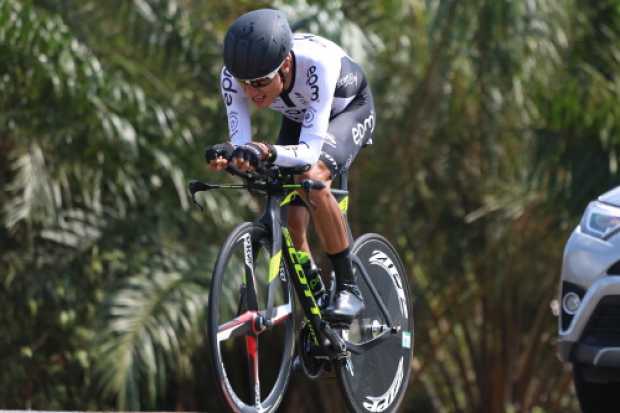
[369,250,408,319]
[402,331,412,349]
[362,357,404,412]
[352,112,375,145]
[282,229,321,316]
[254,382,261,408]
[268,250,282,283]
[241,233,253,269]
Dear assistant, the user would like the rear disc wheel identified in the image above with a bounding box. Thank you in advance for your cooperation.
[337,233,414,413]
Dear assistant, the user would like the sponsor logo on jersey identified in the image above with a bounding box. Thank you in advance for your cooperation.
[337,72,358,89]
[303,107,317,128]
[221,68,237,107]
[352,112,375,145]
[229,111,240,138]
[306,66,320,101]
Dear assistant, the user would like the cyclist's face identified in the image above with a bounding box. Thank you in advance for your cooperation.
[241,56,292,109]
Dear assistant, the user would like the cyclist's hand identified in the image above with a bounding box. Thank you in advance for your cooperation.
[205,142,234,171]
[231,142,273,172]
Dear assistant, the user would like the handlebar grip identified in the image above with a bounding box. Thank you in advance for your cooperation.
[226,164,252,180]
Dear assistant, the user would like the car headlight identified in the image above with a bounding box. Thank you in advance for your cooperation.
[580,201,620,240]
[562,292,581,315]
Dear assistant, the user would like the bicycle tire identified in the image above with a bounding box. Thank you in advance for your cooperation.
[208,222,295,413]
[336,233,414,413]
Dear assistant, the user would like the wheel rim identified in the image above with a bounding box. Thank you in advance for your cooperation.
[210,227,294,411]
[340,236,414,413]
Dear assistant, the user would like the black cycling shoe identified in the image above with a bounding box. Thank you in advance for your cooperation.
[323,283,365,324]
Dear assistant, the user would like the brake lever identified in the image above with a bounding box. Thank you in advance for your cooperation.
[188,180,218,211]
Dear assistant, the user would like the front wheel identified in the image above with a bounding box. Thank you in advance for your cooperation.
[208,222,295,413]
[337,233,414,413]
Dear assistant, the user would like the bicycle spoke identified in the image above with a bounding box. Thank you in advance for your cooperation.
[245,335,262,406]
[217,310,255,342]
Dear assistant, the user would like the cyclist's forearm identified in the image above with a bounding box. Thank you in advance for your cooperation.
[272,137,323,167]
[220,69,252,145]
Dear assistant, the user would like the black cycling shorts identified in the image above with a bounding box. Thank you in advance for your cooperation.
[276,86,375,179]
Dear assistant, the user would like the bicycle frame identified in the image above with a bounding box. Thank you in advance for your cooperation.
[254,175,396,356]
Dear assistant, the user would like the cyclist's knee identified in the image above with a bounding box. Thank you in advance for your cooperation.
[296,161,333,206]
[299,161,332,182]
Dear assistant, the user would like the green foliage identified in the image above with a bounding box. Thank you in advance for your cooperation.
[1,0,618,411]
[0,0,243,409]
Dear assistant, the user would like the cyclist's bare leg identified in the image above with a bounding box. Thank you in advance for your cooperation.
[287,206,311,253]
[295,162,348,254]
[296,161,364,322]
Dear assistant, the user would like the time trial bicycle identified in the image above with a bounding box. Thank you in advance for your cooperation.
[189,164,414,413]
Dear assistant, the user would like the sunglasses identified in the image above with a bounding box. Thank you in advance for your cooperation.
[236,59,285,89]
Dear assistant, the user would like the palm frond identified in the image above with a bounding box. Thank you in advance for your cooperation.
[4,143,57,230]
[94,267,209,410]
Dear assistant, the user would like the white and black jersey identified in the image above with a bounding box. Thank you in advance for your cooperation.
[220,33,375,173]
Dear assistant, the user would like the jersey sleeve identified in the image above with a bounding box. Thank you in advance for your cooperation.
[273,58,340,168]
[220,67,252,146]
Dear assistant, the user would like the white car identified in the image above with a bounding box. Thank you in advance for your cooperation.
[558,186,620,412]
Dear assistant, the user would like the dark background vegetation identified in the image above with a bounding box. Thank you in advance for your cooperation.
[2,0,619,411]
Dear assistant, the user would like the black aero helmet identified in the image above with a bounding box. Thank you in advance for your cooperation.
[223,9,293,80]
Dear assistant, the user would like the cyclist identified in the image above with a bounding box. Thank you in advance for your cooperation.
[205,8,375,324]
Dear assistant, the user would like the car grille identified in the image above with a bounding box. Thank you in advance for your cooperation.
[582,295,620,346]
